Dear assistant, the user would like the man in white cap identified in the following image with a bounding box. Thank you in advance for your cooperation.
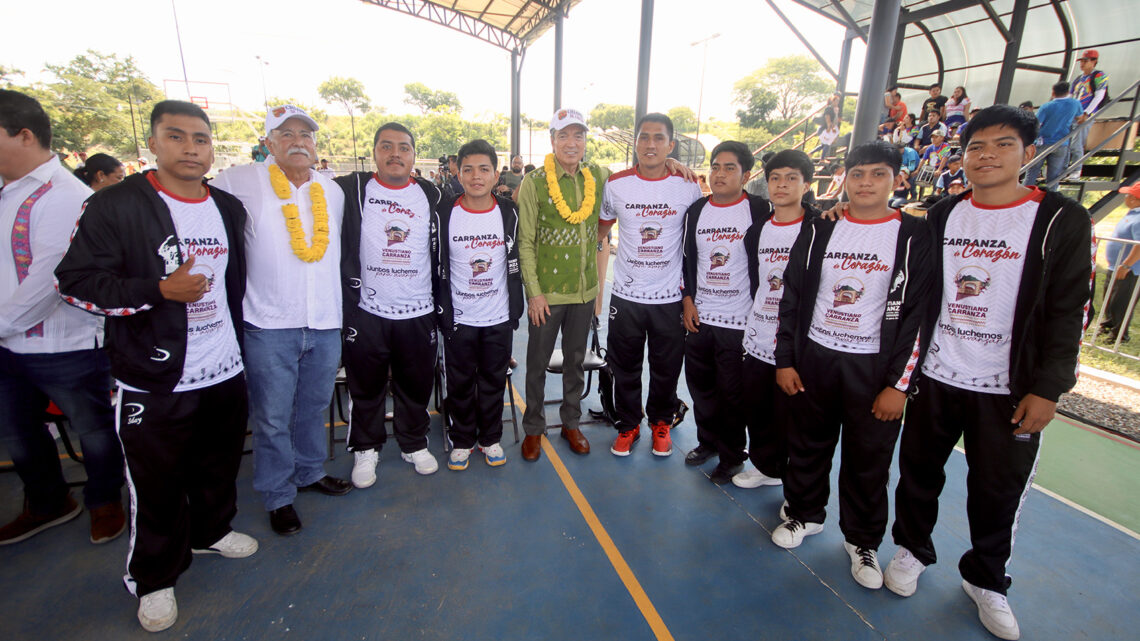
[516,108,611,461]
[211,105,351,537]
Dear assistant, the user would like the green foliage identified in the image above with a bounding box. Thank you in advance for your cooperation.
[587,137,628,166]
[589,103,635,131]
[666,106,697,134]
[0,65,21,86]
[734,55,833,124]
[318,77,370,116]
[403,82,461,114]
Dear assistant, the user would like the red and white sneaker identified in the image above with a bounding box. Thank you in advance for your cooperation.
[650,421,672,457]
[611,426,640,456]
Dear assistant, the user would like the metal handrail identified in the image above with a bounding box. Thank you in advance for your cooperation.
[753,102,830,156]
[1087,234,1140,359]
[1021,76,1140,189]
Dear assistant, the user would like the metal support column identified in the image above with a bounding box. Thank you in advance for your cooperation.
[634,0,654,125]
[994,0,1030,106]
[510,49,522,159]
[851,0,902,148]
[553,5,564,111]
[887,15,907,89]
[836,29,855,122]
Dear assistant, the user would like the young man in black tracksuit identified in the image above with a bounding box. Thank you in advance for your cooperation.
[885,105,1092,641]
[681,141,765,484]
[771,141,933,593]
[430,139,523,470]
[55,101,256,633]
[336,122,443,486]
[736,150,818,489]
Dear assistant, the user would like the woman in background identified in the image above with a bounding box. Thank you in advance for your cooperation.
[73,153,124,191]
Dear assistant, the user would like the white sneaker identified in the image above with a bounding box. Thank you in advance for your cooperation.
[138,587,177,632]
[480,442,506,467]
[351,449,379,488]
[732,467,782,489]
[192,531,258,558]
[771,517,824,549]
[884,547,926,597]
[401,448,439,475]
[448,447,471,471]
[844,541,883,589]
[963,580,1021,640]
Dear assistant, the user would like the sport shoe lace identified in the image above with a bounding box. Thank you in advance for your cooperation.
[652,423,669,439]
[783,519,806,533]
[856,547,877,568]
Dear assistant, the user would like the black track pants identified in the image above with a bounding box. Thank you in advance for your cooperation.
[892,377,1041,595]
[783,340,902,548]
[606,296,685,430]
[684,324,746,466]
[442,322,512,449]
[117,374,248,597]
[343,311,436,453]
[742,355,787,479]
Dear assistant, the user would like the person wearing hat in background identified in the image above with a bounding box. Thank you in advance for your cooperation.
[517,108,611,461]
[935,154,965,195]
[1068,49,1109,179]
[1099,184,1140,343]
[211,105,351,537]
[1024,82,1084,186]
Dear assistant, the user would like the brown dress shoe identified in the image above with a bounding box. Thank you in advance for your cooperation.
[521,435,542,461]
[560,427,590,455]
[90,501,126,544]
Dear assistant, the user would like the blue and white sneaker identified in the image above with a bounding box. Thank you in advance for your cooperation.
[447,448,471,471]
[480,443,507,467]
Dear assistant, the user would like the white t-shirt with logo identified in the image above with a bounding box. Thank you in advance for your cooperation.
[360,175,433,320]
[448,199,509,327]
[922,190,1039,393]
[154,182,243,391]
[808,213,900,354]
[601,168,702,304]
[693,195,753,329]
[742,215,804,363]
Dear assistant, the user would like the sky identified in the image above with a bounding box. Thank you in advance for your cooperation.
[5,0,860,126]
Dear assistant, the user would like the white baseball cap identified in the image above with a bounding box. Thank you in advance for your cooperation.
[550,108,587,133]
[265,104,319,135]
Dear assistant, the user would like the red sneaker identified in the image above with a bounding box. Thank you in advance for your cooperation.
[610,426,640,456]
[651,421,672,457]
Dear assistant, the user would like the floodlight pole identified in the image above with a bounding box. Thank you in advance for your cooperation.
[553,5,564,111]
[255,56,269,113]
[170,0,192,100]
[691,33,721,147]
[634,0,654,126]
[851,0,902,148]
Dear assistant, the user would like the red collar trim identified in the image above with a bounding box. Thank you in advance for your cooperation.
[969,186,1044,210]
[634,166,672,182]
[146,171,209,203]
[457,195,496,214]
[708,192,747,208]
[770,214,804,227]
[844,210,901,225]
[373,173,412,190]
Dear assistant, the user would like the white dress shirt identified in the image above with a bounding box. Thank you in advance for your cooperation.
[0,155,101,354]
[211,158,344,330]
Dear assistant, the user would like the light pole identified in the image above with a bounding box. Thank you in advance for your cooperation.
[691,32,720,151]
[255,56,269,113]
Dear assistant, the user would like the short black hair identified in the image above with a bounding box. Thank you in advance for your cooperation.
[930,83,942,90]
[73,153,123,185]
[457,139,498,169]
[149,100,210,132]
[0,89,51,149]
[764,149,814,182]
[709,141,755,172]
[1052,81,1070,97]
[760,151,776,165]
[447,154,457,163]
[958,104,1038,149]
[844,140,901,174]
[373,122,415,149]
[635,112,674,140]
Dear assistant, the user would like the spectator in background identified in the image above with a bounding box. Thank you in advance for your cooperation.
[499,154,525,195]
[935,154,965,195]
[1069,49,1110,179]
[1099,184,1140,343]
[892,114,918,148]
[921,84,948,120]
[879,89,907,137]
[443,153,464,200]
[818,110,840,159]
[318,158,337,179]
[745,151,775,199]
[252,138,269,162]
[1024,81,1083,186]
[944,87,970,133]
[889,167,912,208]
[917,110,948,152]
[73,153,125,192]
[916,130,951,177]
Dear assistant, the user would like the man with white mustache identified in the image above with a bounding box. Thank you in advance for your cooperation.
[212,105,351,537]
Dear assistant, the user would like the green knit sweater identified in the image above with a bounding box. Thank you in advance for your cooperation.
[517,160,610,305]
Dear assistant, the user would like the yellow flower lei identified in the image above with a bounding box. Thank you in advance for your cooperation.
[543,153,596,225]
[268,164,330,263]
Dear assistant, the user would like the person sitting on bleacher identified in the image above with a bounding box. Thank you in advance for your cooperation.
[914,131,952,182]
[935,154,966,194]
[917,110,948,153]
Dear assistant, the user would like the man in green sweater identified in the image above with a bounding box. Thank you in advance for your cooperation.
[517,109,611,461]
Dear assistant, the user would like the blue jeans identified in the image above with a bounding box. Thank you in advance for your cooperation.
[1068,120,1090,175]
[0,347,122,512]
[1024,145,1069,186]
[243,324,341,511]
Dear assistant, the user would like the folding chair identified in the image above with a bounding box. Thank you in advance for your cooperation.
[544,316,608,428]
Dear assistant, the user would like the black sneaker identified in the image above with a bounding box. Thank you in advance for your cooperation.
[685,444,717,466]
[709,462,744,485]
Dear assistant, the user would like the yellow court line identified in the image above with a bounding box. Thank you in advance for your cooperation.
[511,386,675,641]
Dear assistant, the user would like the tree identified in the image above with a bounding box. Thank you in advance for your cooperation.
[732,85,778,129]
[589,103,634,131]
[319,77,370,168]
[0,65,21,87]
[667,107,697,134]
[403,82,461,114]
[734,55,832,124]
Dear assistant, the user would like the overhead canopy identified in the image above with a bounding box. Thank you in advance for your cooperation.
[790,0,1138,116]
[360,0,582,51]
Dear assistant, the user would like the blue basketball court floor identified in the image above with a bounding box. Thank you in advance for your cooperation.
[2,294,1138,640]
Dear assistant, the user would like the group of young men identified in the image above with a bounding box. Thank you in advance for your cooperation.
[0,85,1091,640]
